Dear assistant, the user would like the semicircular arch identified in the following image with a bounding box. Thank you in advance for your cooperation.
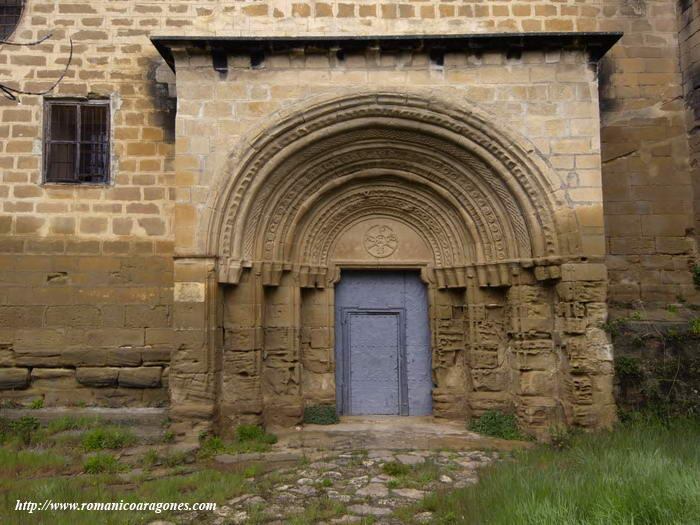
[207,89,578,286]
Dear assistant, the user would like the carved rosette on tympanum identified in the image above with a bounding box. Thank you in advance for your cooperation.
[213,92,565,292]
[363,224,399,258]
[190,92,614,436]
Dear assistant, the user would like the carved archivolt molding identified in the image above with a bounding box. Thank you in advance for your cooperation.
[209,90,575,288]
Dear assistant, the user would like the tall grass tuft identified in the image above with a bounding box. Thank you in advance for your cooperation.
[199,425,278,458]
[428,416,700,524]
[81,427,137,451]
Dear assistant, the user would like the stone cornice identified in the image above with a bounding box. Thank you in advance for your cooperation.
[151,32,623,72]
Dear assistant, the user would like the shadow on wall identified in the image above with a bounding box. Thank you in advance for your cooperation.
[611,316,700,419]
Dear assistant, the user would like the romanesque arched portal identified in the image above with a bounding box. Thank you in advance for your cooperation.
[170,91,615,439]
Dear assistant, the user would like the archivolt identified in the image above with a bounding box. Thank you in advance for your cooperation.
[209,90,576,287]
[293,176,472,268]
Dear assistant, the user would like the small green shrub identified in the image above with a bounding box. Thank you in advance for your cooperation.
[469,410,524,440]
[693,265,700,287]
[162,451,187,468]
[162,430,175,443]
[199,435,226,457]
[0,416,40,446]
[83,453,121,474]
[382,461,411,477]
[601,318,626,336]
[615,355,643,384]
[303,405,340,425]
[199,425,278,458]
[142,449,159,469]
[82,427,136,451]
[689,318,700,336]
[29,398,44,410]
[548,424,577,451]
[234,424,277,445]
[243,464,263,478]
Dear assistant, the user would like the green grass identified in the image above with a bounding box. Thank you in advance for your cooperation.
[46,416,101,435]
[382,459,441,489]
[0,417,255,525]
[234,424,278,445]
[0,417,40,446]
[412,417,700,525]
[0,447,72,476]
[2,416,106,449]
[303,405,340,425]
[199,425,278,458]
[81,427,137,451]
[83,453,122,474]
[383,461,411,477]
[285,497,350,524]
[469,410,526,440]
[1,467,250,524]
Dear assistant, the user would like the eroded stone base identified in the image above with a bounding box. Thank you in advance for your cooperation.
[0,253,173,409]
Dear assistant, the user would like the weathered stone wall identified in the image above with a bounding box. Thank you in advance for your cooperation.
[0,0,696,422]
[1,1,177,406]
[174,47,605,256]
[679,0,700,253]
[168,34,613,437]
[0,252,172,407]
[601,0,697,306]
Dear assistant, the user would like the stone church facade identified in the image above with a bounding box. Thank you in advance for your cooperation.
[0,1,698,440]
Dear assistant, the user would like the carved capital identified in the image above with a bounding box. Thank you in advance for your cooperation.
[218,258,244,284]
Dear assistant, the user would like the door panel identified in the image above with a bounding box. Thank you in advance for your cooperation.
[335,270,432,416]
[347,312,401,415]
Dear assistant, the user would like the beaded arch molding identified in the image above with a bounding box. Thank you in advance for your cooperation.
[208,90,578,288]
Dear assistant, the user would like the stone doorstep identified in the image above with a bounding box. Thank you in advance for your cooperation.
[273,416,533,453]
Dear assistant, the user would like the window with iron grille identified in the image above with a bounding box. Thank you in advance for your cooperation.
[44,99,111,184]
[0,0,23,41]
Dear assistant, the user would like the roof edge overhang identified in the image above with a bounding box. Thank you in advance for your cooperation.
[151,32,623,72]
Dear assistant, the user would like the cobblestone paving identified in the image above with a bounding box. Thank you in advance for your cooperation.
[168,449,497,524]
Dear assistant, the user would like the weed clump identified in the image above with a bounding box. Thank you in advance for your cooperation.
[234,424,277,445]
[303,405,340,425]
[469,410,525,440]
[199,425,278,458]
[46,416,100,434]
[82,427,136,451]
[0,416,40,446]
[382,461,411,477]
[83,453,122,474]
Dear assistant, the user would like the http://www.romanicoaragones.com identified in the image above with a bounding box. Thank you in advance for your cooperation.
[14,499,217,514]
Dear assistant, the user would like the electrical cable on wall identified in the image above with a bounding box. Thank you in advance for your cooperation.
[0,32,73,101]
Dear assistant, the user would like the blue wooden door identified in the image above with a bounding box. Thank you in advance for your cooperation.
[335,271,432,416]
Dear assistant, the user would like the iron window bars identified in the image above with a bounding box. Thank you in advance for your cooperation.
[44,99,110,184]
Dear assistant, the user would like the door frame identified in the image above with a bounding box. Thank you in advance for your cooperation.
[337,307,409,416]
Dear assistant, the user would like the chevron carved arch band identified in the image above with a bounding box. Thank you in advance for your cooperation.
[210,91,578,289]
